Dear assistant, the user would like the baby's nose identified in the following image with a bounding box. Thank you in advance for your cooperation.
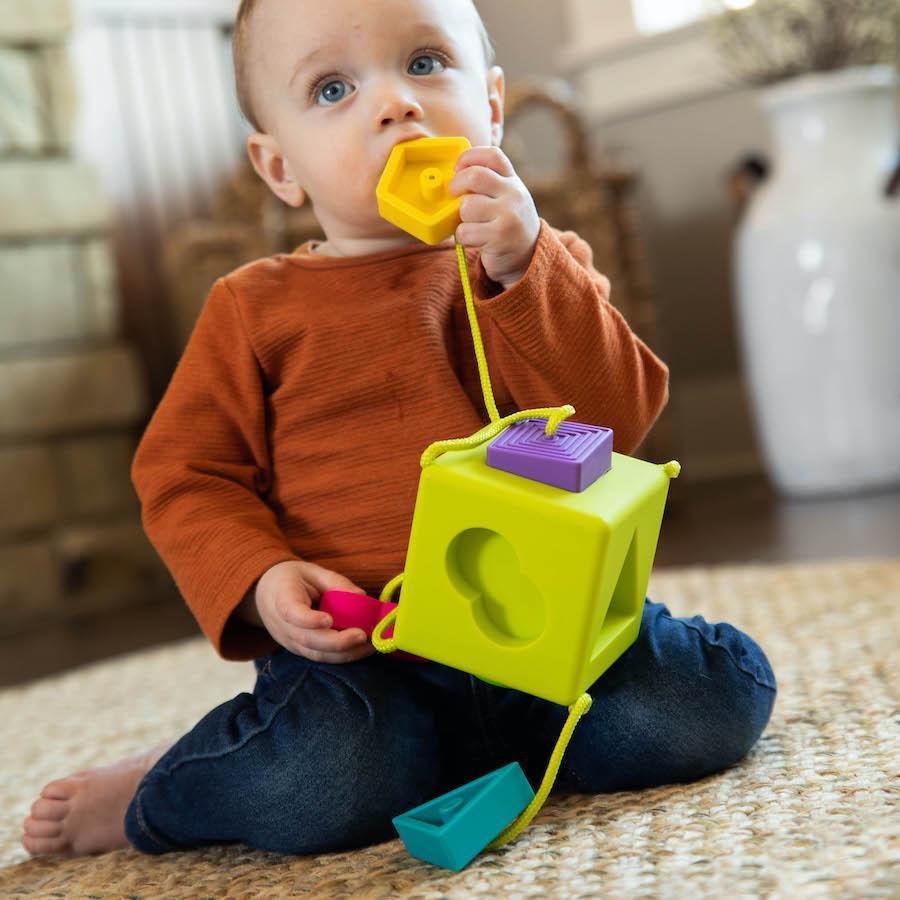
[375,93,424,128]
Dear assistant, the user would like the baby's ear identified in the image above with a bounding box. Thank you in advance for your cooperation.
[246,132,306,207]
[487,65,505,147]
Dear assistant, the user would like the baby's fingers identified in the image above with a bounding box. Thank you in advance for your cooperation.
[276,596,332,630]
[455,146,515,177]
[295,628,375,664]
[459,193,496,223]
[449,165,506,199]
[305,644,376,664]
[297,626,369,654]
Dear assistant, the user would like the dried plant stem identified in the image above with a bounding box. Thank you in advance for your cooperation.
[708,0,899,86]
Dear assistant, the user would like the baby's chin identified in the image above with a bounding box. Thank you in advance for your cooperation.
[353,208,423,240]
[317,212,428,250]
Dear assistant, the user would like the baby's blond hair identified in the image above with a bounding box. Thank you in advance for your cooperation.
[232,0,495,132]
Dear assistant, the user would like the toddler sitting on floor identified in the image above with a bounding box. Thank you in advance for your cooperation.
[22,0,776,857]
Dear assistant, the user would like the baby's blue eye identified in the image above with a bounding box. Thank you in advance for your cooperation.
[408,54,445,76]
[316,79,354,106]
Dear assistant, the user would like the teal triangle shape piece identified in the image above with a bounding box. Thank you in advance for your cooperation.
[409,767,506,827]
[393,763,534,871]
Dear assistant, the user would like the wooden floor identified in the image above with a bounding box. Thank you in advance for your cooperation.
[2,476,898,688]
[655,476,900,566]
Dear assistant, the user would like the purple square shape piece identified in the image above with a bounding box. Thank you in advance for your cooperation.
[486,418,614,492]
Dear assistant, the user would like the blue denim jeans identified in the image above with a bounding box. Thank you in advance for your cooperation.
[124,599,776,855]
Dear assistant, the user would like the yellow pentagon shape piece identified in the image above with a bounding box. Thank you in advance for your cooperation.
[390,446,679,706]
[376,136,471,244]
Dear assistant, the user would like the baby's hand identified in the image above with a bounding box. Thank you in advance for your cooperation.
[450,146,540,290]
[254,560,375,663]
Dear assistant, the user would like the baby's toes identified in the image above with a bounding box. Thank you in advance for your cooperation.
[40,775,83,800]
[22,832,70,856]
[23,815,63,837]
[31,797,69,821]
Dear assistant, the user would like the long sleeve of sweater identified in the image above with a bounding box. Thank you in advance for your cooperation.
[131,278,299,659]
[469,220,669,454]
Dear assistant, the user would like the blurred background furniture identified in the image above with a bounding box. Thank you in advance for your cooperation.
[0,2,174,652]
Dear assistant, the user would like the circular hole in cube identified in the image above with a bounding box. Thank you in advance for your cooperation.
[446,527,546,647]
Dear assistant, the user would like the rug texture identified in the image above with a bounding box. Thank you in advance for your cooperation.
[1,558,897,898]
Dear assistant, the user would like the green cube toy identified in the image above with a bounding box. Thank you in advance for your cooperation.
[391,444,679,706]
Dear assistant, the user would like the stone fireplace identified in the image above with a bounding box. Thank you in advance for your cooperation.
[0,0,173,634]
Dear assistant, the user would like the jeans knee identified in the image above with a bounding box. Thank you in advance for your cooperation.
[246,668,442,854]
[668,617,777,776]
[127,661,446,856]
[252,763,399,854]
[549,605,777,794]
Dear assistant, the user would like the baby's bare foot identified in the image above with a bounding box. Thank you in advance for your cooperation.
[21,740,174,856]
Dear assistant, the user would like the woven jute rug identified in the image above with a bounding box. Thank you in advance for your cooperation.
[1,558,898,898]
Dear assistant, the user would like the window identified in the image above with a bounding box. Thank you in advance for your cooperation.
[630,0,756,36]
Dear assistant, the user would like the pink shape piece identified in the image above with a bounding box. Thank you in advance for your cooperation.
[319,590,426,663]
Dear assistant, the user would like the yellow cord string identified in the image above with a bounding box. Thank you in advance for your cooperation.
[489,692,592,848]
[378,571,404,603]
[418,242,575,467]
[456,241,500,424]
[373,237,590,853]
[420,404,576,468]
[371,606,399,653]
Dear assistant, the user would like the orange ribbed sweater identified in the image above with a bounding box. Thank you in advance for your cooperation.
[131,220,669,660]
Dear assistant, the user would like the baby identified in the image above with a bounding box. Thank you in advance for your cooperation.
[22,0,776,857]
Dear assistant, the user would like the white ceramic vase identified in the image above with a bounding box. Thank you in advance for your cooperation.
[734,65,900,497]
